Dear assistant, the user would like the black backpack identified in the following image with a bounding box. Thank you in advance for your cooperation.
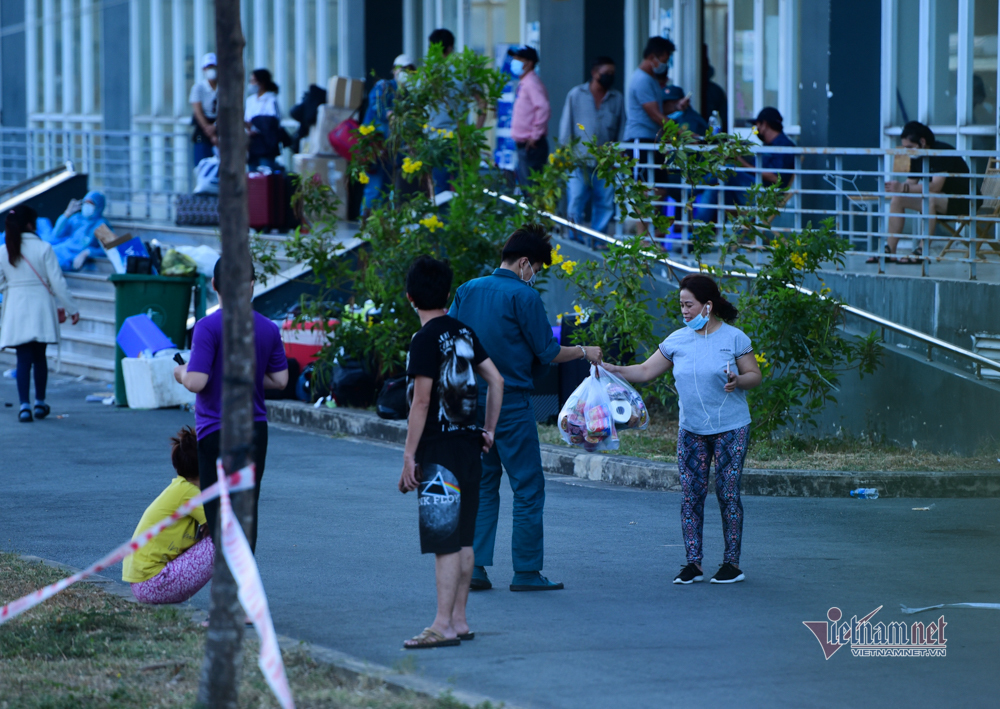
[376,376,409,420]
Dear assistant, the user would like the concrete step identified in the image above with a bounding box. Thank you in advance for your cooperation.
[67,314,116,339]
[0,349,114,382]
[72,290,116,320]
[58,330,116,361]
[64,271,113,293]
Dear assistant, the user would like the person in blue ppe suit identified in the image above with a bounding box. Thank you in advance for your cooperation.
[449,224,603,592]
[46,191,110,271]
[360,54,415,215]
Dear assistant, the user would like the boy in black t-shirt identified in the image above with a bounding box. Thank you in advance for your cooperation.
[399,256,504,649]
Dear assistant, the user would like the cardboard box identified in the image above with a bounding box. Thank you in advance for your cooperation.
[291,154,348,221]
[327,76,365,110]
[94,223,132,249]
[306,105,356,156]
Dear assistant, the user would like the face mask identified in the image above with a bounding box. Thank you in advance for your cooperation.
[597,73,614,89]
[81,203,96,219]
[204,68,217,81]
[520,262,537,287]
[248,83,258,96]
[667,109,684,121]
[510,59,526,77]
[652,59,670,75]
[395,70,408,86]
[685,304,710,331]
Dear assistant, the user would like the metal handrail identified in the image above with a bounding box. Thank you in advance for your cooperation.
[0,161,74,200]
[486,189,1000,379]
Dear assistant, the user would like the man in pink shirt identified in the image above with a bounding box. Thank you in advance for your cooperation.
[508,46,550,185]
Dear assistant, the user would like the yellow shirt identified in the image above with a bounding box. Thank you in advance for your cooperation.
[122,477,207,583]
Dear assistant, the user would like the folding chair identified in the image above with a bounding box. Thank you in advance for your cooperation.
[937,158,1000,261]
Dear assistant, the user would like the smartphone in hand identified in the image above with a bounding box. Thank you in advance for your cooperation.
[173,353,186,365]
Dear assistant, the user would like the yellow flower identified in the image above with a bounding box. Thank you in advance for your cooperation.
[550,246,564,266]
[594,280,602,289]
[560,260,577,275]
[357,172,370,184]
[576,123,584,130]
[402,157,424,175]
[548,153,556,164]
[357,124,375,136]
[573,305,583,316]
[755,353,768,367]
[609,290,618,296]
[752,125,759,136]
[419,214,444,232]
[422,123,429,129]
[789,252,806,270]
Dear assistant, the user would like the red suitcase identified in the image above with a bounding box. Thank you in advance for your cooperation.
[247,173,285,230]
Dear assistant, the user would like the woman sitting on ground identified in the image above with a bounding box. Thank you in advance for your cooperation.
[122,426,215,604]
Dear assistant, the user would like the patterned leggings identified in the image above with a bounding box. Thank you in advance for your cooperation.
[677,425,750,566]
[130,537,215,604]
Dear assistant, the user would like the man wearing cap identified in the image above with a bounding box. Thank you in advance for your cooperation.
[558,55,625,240]
[728,107,796,205]
[189,53,219,166]
[508,46,550,185]
[360,54,415,213]
[662,85,709,137]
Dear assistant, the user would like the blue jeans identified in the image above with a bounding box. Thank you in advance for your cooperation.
[475,390,546,573]
[567,167,615,240]
[193,141,214,168]
[362,155,395,213]
[15,342,47,405]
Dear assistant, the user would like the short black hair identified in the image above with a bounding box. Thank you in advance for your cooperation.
[642,36,675,59]
[591,55,615,71]
[406,255,453,310]
[213,257,256,292]
[501,224,552,266]
[170,426,199,481]
[428,28,455,50]
[901,121,935,147]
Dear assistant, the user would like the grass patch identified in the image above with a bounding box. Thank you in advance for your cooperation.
[539,410,998,473]
[0,553,493,709]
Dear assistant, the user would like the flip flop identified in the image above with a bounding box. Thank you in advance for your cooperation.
[897,247,923,265]
[458,631,475,641]
[403,627,461,650]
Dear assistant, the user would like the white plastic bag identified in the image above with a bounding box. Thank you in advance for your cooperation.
[173,244,220,277]
[194,155,220,194]
[557,365,619,452]
[598,365,650,431]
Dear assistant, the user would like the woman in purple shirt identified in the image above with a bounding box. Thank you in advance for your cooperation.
[174,259,288,551]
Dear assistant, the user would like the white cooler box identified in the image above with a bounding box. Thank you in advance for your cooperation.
[122,350,196,409]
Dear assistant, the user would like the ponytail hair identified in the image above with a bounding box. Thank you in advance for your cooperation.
[4,204,37,268]
[170,426,199,481]
[252,68,279,94]
[679,273,739,322]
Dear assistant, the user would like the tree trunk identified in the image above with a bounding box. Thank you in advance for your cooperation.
[196,1,254,707]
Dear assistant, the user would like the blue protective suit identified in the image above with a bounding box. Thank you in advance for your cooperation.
[48,191,110,271]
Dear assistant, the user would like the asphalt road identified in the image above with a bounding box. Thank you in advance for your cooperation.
[1,374,998,709]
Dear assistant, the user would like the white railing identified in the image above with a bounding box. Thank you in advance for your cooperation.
[606,143,1000,281]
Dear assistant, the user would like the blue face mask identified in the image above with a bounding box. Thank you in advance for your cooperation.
[667,109,684,122]
[510,59,526,77]
[685,305,710,331]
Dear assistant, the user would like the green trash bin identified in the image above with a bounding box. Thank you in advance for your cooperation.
[110,274,196,407]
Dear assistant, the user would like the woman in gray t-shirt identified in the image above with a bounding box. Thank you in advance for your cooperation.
[604,274,761,586]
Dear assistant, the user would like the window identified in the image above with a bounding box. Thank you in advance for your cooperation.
[729,0,799,131]
[971,0,998,125]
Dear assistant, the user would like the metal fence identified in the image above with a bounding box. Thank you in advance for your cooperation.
[612,142,1000,281]
[0,126,194,222]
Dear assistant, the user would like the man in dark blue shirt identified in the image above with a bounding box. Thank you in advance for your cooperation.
[449,225,602,592]
[727,107,796,205]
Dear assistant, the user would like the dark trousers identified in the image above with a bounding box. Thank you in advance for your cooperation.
[516,138,549,185]
[197,420,269,553]
[15,342,47,405]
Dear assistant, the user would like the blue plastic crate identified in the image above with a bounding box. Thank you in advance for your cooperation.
[116,313,176,358]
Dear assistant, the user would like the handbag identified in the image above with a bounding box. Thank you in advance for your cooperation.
[328,115,360,161]
[23,256,67,324]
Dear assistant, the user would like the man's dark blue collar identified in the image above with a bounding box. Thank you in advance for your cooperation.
[492,267,523,281]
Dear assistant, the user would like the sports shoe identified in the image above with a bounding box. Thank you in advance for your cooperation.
[510,571,564,592]
[710,563,745,584]
[470,566,492,591]
[673,563,704,584]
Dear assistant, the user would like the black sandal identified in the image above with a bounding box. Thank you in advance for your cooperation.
[897,247,923,265]
[18,408,32,423]
[866,246,897,264]
[33,403,50,420]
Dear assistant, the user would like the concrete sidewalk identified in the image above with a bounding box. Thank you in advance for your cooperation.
[266,400,1000,498]
[2,375,998,709]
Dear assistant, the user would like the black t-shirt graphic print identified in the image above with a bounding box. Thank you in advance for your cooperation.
[406,315,488,440]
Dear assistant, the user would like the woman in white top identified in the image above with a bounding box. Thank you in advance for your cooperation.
[604,273,762,585]
[0,205,81,422]
[245,68,282,171]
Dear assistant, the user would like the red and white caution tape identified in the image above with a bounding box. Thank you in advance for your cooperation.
[0,465,255,626]
[216,461,295,709]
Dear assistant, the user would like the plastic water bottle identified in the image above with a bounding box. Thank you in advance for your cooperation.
[849,487,879,499]
[709,110,722,134]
